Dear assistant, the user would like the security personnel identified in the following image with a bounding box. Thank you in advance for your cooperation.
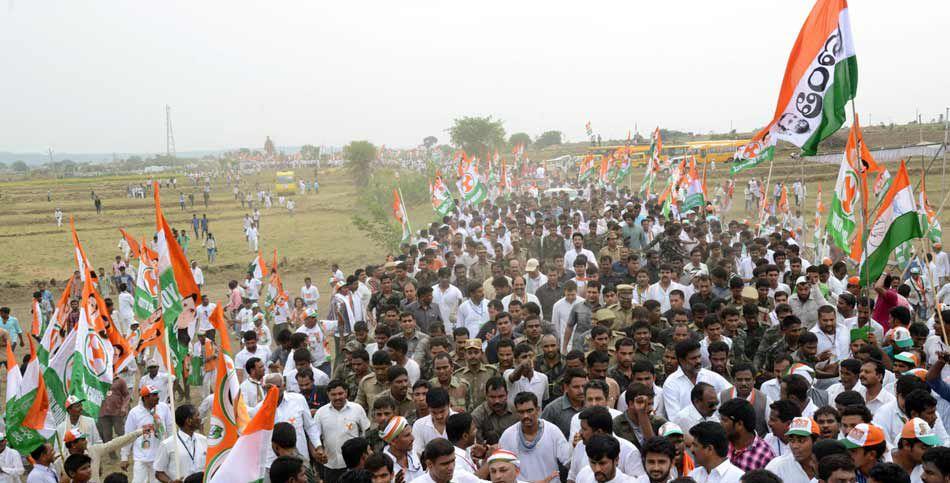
[455,339,498,410]
[609,284,638,331]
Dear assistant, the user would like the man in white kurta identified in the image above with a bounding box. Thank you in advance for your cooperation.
[313,382,370,478]
[498,394,571,482]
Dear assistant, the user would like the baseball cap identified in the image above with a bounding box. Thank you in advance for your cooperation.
[659,422,684,437]
[343,341,362,353]
[140,384,160,397]
[786,363,816,385]
[63,429,87,445]
[910,266,921,274]
[65,395,84,408]
[847,276,861,286]
[901,418,940,447]
[786,417,820,437]
[462,339,483,351]
[840,423,886,449]
[525,258,539,272]
[894,351,920,367]
[305,308,318,318]
[893,327,913,348]
[905,368,928,381]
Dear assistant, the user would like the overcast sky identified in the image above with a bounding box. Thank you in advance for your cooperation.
[1,1,947,154]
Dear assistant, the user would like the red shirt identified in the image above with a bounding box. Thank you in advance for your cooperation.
[873,289,897,332]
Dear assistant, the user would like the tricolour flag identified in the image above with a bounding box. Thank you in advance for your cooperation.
[3,336,56,453]
[430,173,456,217]
[681,159,705,211]
[134,255,160,321]
[119,228,142,259]
[857,160,923,285]
[392,188,412,244]
[731,135,776,175]
[154,181,201,379]
[578,155,595,183]
[71,217,96,282]
[458,160,488,205]
[38,277,73,365]
[31,298,44,338]
[919,173,942,243]
[207,386,279,483]
[205,353,250,482]
[753,0,857,155]
[208,303,232,356]
[70,276,115,417]
[248,250,268,280]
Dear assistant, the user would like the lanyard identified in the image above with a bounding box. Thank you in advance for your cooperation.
[177,432,196,463]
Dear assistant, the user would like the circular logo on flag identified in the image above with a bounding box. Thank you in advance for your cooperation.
[208,416,226,447]
[84,333,110,377]
[461,173,475,192]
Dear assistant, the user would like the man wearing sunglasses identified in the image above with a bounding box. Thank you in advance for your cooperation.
[670,382,720,433]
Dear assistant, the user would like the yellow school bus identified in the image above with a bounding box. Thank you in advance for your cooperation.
[275,171,296,194]
[587,139,749,166]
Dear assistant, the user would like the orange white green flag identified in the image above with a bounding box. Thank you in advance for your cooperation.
[154,181,201,378]
[248,250,268,281]
[753,0,857,155]
[857,160,923,284]
[919,174,941,243]
[3,335,56,453]
[205,353,250,482]
[207,385,278,483]
[392,188,412,244]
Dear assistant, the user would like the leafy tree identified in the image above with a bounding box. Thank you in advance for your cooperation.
[423,136,438,149]
[508,132,532,149]
[534,130,563,149]
[344,140,377,187]
[300,144,320,160]
[11,160,28,172]
[448,116,506,158]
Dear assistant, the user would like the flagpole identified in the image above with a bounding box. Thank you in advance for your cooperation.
[162,321,183,479]
[757,159,775,237]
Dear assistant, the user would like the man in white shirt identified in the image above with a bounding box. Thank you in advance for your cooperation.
[235,330,272,381]
[671,383,720,433]
[551,281,582,350]
[810,305,851,362]
[153,403,208,483]
[57,395,102,450]
[662,340,733,420]
[564,233,598,271]
[252,374,320,466]
[432,269,463,332]
[139,362,172,404]
[499,392,571,482]
[25,443,57,483]
[118,288,135,335]
[0,433,24,483]
[243,273,262,305]
[569,407,643,483]
[687,422,745,483]
[646,265,689,312]
[524,259,548,295]
[501,276,540,312]
[301,277,320,310]
[120,385,174,483]
[191,260,204,289]
[764,417,819,483]
[576,435,637,483]
[239,356,267,408]
[313,380,370,482]
[860,359,896,414]
[456,286,489,339]
[195,295,216,340]
[504,344,548,411]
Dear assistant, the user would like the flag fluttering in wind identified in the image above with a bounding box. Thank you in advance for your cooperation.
[248,250,268,280]
[578,155,595,183]
[857,160,923,285]
[827,116,885,252]
[392,188,412,244]
[919,173,942,243]
[153,181,201,378]
[38,277,73,365]
[457,158,488,205]
[681,159,705,211]
[752,0,857,155]
[641,127,663,196]
[207,386,279,483]
[134,250,160,321]
[119,228,142,259]
[731,134,776,175]
[585,121,593,137]
[205,353,250,482]
[208,303,232,356]
[31,297,44,338]
[3,336,56,453]
[70,276,115,418]
[430,173,455,217]
[71,218,96,283]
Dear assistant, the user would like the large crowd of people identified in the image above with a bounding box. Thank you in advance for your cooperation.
[5,173,950,483]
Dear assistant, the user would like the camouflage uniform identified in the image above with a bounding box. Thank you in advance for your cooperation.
[356,373,387,412]
[455,364,498,410]
[429,376,471,412]
[633,342,667,380]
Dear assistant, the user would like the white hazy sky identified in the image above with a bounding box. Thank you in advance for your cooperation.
[1,1,947,153]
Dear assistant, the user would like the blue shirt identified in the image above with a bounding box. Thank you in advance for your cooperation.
[1,316,22,336]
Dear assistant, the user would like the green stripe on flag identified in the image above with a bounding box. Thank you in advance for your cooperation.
[801,56,858,156]
[858,211,922,285]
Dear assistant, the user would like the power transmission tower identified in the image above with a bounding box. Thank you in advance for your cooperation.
[165,104,176,162]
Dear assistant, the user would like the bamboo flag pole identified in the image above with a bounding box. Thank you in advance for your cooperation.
[162,320,183,480]
[757,159,775,237]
